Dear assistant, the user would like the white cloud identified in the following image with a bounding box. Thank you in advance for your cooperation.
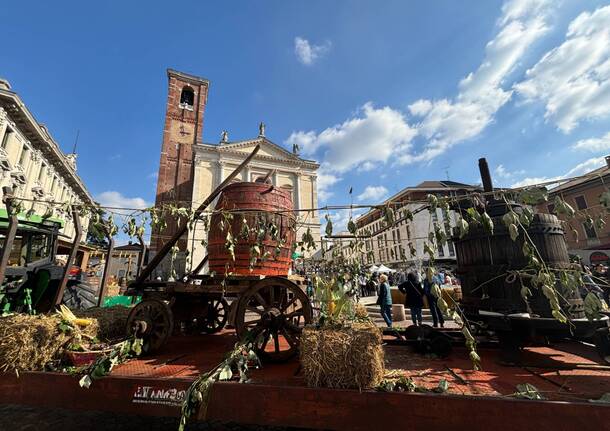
[316,169,340,202]
[357,185,389,202]
[147,172,158,180]
[510,156,606,187]
[403,0,553,163]
[565,156,606,176]
[95,191,149,210]
[285,103,416,174]
[572,131,610,152]
[294,37,331,65]
[495,164,525,179]
[514,5,610,132]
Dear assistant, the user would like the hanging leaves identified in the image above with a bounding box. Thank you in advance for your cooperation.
[466,207,482,225]
[600,190,610,211]
[325,214,333,237]
[554,196,575,218]
[457,216,469,239]
[584,292,603,321]
[427,194,438,212]
[519,206,534,227]
[434,224,447,246]
[596,215,606,231]
[347,217,357,235]
[383,204,395,227]
[481,212,494,235]
[518,187,548,205]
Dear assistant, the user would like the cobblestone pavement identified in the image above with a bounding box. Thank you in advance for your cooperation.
[0,404,311,431]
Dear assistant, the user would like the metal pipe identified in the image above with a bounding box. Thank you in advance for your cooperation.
[97,231,114,307]
[54,206,82,306]
[135,144,261,284]
[0,187,18,286]
[478,157,493,193]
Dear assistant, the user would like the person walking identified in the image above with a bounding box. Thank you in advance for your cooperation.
[423,270,445,328]
[398,272,425,326]
[377,274,393,327]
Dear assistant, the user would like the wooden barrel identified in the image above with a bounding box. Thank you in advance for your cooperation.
[208,182,296,276]
[455,208,585,319]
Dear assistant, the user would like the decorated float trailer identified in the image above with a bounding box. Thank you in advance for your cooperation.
[454,159,610,363]
[124,145,313,361]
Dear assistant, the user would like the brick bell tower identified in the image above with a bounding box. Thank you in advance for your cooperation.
[151,69,209,254]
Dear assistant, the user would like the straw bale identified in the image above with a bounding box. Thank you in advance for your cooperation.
[0,313,96,372]
[300,322,384,390]
[76,305,131,341]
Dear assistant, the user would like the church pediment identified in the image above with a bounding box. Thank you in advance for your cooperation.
[220,138,300,162]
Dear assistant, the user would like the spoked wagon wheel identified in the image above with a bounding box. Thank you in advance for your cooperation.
[199,297,229,334]
[235,277,313,362]
[126,299,174,354]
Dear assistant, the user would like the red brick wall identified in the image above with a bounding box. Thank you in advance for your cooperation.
[150,71,209,252]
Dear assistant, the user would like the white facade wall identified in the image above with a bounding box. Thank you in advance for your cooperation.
[0,105,92,242]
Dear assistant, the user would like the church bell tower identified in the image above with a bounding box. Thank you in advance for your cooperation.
[151,69,209,253]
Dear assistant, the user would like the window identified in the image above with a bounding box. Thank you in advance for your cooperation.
[448,241,455,257]
[18,146,28,166]
[574,195,587,210]
[438,245,445,257]
[37,164,46,182]
[583,223,597,240]
[1,128,12,149]
[180,86,195,108]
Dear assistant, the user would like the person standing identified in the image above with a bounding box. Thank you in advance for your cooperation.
[377,274,393,327]
[423,270,445,328]
[398,272,425,326]
[358,273,368,298]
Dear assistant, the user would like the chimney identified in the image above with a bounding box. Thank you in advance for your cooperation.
[606,155,610,169]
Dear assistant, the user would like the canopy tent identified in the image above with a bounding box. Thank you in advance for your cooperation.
[377,264,395,273]
[368,265,379,273]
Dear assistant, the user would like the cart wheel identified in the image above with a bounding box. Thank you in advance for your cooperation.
[235,277,312,362]
[126,299,174,354]
[200,297,229,334]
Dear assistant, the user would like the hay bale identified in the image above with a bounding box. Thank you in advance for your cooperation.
[300,322,385,390]
[0,314,96,372]
[76,305,131,341]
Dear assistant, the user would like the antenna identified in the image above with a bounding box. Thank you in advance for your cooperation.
[443,165,450,181]
[72,129,80,154]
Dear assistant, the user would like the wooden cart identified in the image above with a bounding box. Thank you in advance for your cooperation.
[124,145,312,362]
[124,274,312,362]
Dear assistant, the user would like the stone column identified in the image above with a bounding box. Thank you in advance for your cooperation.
[310,175,317,218]
[216,160,225,186]
[272,170,278,186]
[0,108,8,145]
[294,172,301,210]
[243,166,250,182]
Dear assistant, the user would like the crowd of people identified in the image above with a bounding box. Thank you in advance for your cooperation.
[374,269,452,329]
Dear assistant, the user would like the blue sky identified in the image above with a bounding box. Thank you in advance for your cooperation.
[2,0,610,229]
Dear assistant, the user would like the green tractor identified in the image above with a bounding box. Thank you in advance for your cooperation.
[0,210,97,314]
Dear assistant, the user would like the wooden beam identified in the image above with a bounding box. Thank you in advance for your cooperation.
[54,206,82,306]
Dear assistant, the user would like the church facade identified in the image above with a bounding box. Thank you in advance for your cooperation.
[150,69,320,277]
